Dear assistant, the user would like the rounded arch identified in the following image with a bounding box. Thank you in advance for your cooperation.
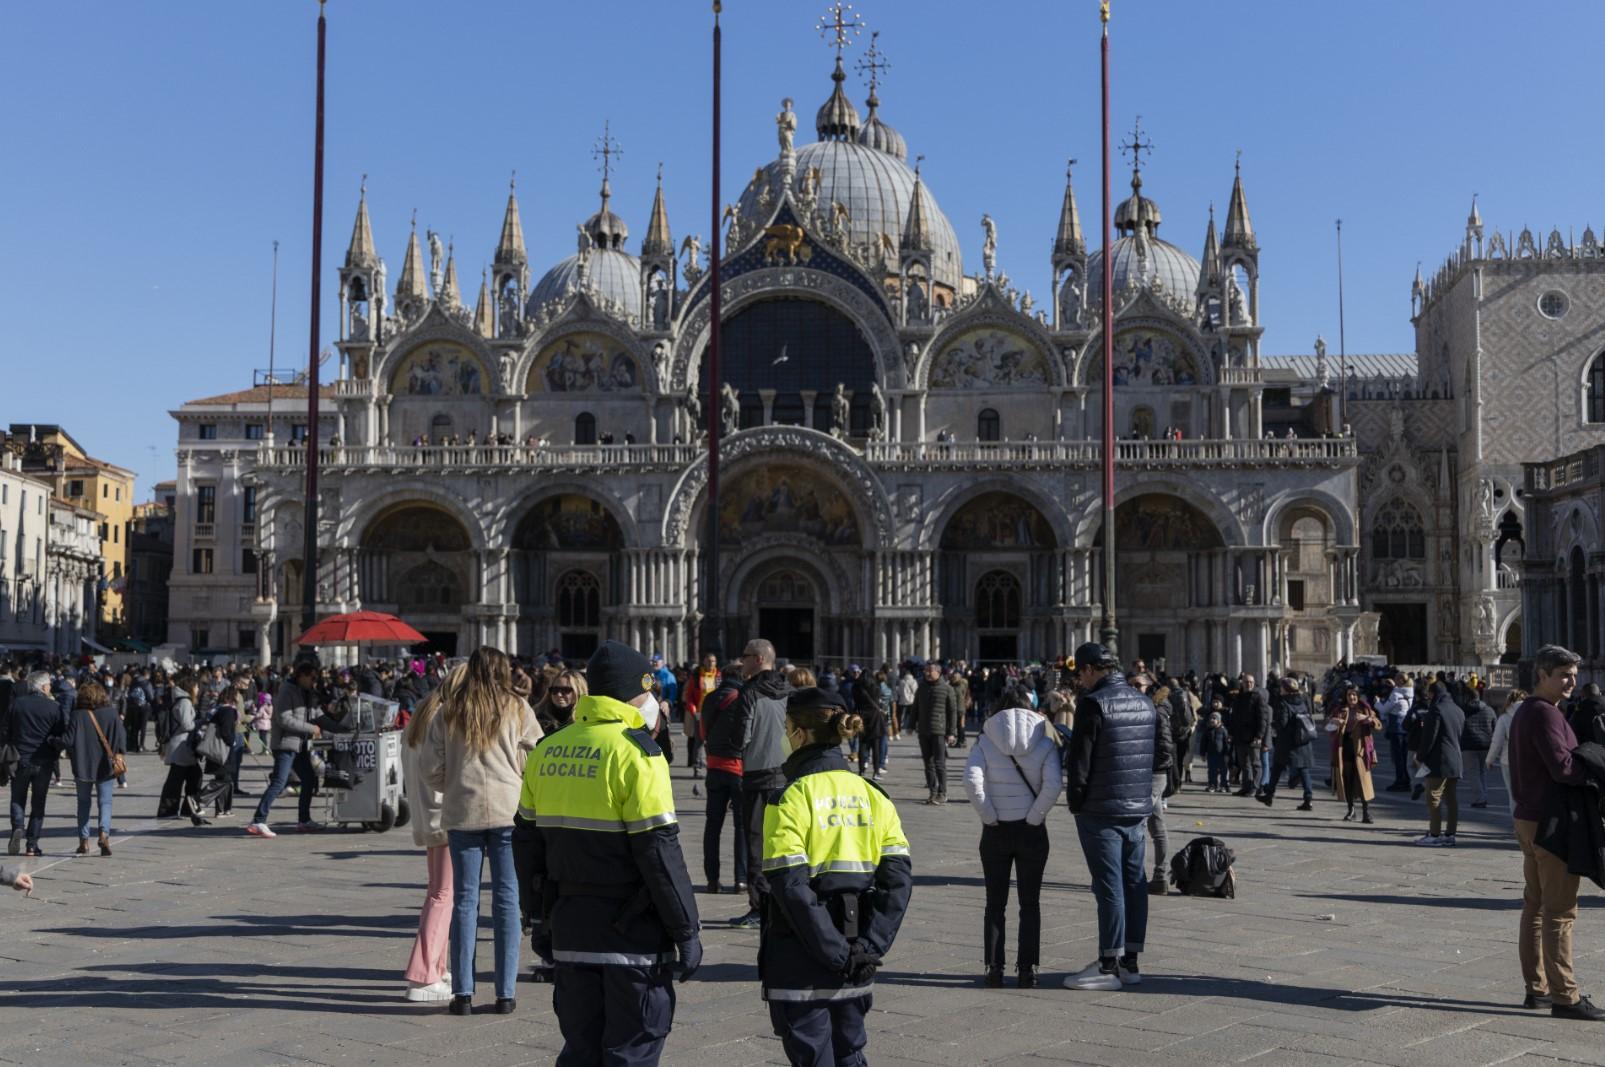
[726,543,846,619]
[518,317,657,397]
[346,488,485,552]
[1580,347,1605,424]
[1073,479,1244,548]
[916,288,1064,390]
[671,271,902,395]
[360,501,474,552]
[372,314,500,394]
[661,425,895,548]
[384,338,494,398]
[499,481,638,549]
[919,478,1070,552]
[1072,301,1214,387]
[1556,501,1601,558]
[1261,488,1356,547]
[511,493,627,552]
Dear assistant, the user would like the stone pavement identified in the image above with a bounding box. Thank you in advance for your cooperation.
[1,738,1603,1067]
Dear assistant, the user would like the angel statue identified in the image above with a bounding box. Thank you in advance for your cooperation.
[981,214,998,279]
[720,382,740,437]
[680,234,704,283]
[427,230,445,293]
[831,382,850,438]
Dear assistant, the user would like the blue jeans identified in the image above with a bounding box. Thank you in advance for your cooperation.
[448,826,520,1000]
[1074,814,1148,958]
[1259,748,1274,789]
[76,778,115,838]
[9,761,54,846]
[251,750,316,825]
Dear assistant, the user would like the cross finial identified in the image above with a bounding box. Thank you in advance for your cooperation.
[855,29,889,92]
[656,161,664,185]
[914,153,925,178]
[1120,116,1153,176]
[359,172,367,197]
[1066,158,1077,180]
[1235,148,1242,175]
[509,170,516,192]
[410,208,417,230]
[592,120,622,187]
[818,2,863,59]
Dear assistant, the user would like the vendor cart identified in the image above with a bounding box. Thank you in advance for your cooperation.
[312,694,410,832]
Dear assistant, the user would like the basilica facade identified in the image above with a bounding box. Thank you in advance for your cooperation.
[169,34,1598,679]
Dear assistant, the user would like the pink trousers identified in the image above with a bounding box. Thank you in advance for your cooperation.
[404,844,452,985]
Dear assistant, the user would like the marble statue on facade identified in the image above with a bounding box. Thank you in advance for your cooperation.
[1059,274,1083,327]
[720,382,740,436]
[679,234,703,284]
[981,214,997,279]
[777,97,797,156]
[428,230,445,294]
[1314,335,1329,386]
[870,382,887,437]
[831,382,851,439]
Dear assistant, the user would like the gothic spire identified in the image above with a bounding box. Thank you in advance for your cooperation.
[440,242,461,307]
[1053,160,1086,258]
[396,214,428,303]
[901,156,932,254]
[474,268,494,337]
[1197,204,1221,295]
[641,163,673,259]
[496,174,527,267]
[345,178,378,270]
[1222,155,1257,251]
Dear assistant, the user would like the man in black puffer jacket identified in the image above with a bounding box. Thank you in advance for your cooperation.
[1458,682,1498,809]
[700,665,748,895]
[1258,677,1317,811]
[1063,642,1156,992]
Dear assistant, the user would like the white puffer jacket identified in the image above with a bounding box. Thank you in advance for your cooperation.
[964,706,1064,826]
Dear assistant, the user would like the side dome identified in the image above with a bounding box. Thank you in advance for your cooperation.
[528,248,642,320]
[1088,236,1201,301]
[738,140,963,291]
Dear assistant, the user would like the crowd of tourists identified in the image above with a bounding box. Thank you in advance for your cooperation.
[5,636,1605,1062]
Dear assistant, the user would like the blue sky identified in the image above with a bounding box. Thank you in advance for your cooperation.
[5,0,1603,497]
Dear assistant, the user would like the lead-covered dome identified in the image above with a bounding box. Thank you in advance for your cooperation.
[529,248,642,320]
[1087,169,1199,299]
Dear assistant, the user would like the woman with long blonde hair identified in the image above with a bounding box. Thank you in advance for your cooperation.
[1486,687,1527,818]
[399,667,458,1002]
[422,647,542,1015]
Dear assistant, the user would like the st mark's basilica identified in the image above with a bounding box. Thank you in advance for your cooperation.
[165,17,1605,679]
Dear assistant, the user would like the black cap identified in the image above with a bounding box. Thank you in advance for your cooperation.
[587,640,655,703]
[787,686,848,714]
[1072,642,1117,670]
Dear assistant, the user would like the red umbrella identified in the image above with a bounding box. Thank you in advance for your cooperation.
[294,610,427,648]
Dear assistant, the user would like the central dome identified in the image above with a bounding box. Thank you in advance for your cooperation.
[738,141,963,291]
[1088,236,1201,301]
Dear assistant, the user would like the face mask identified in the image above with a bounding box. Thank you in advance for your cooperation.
[638,693,661,732]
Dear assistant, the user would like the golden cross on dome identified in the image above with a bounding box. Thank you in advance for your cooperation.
[818,2,863,59]
[1121,115,1154,175]
[855,29,890,91]
[592,120,622,184]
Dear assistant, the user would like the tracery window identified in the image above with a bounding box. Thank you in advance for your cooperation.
[975,570,1021,630]
[1587,352,1605,423]
[1370,499,1425,560]
[556,570,601,629]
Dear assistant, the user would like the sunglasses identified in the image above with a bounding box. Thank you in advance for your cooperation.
[549,687,575,696]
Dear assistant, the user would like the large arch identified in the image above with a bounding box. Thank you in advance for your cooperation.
[670,270,903,395]
[1261,488,1356,548]
[662,426,895,548]
[915,287,1065,390]
[357,501,478,654]
[932,487,1062,665]
[509,491,628,661]
[1071,294,1214,387]
[920,479,1071,552]
[370,306,501,391]
[517,309,658,397]
[1072,478,1245,549]
[343,480,486,551]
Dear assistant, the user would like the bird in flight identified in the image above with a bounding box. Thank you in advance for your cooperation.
[772,344,789,366]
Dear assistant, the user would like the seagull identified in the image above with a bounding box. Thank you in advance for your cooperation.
[772,344,789,366]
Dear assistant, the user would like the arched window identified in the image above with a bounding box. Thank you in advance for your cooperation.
[573,412,597,445]
[977,408,1001,442]
[1371,499,1426,560]
[429,414,453,443]
[1131,406,1155,439]
[975,570,1022,630]
[1587,352,1605,423]
[556,570,601,628]
[396,561,463,611]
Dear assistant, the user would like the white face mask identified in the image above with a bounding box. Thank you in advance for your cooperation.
[638,693,661,732]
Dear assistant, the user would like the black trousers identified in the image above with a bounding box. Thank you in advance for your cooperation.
[769,994,870,1067]
[918,734,948,795]
[125,707,148,751]
[160,763,205,823]
[979,820,1050,970]
[703,768,747,888]
[553,962,675,1067]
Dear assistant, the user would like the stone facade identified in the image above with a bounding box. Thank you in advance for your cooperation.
[1520,445,1605,681]
[0,450,103,656]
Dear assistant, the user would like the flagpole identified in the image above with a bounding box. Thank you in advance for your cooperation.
[301,0,327,637]
[1336,218,1348,432]
[700,0,724,661]
[1098,0,1118,656]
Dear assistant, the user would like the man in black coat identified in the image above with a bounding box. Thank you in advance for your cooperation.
[1228,674,1271,797]
[1414,682,1465,847]
[1257,677,1317,811]
[7,671,67,856]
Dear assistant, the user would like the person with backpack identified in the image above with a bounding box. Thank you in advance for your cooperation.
[1257,677,1316,811]
[962,682,1064,988]
[1459,681,1498,808]
[1414,680,1466,847]
[123,671,150,753]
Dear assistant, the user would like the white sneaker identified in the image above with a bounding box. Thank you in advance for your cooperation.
[245,822,277,838]
[1116,958,1142,986]
[405,977,453,1002]
[1441,834,1457,848]
[1413,834,1442,847]
[1063,960,1122,991]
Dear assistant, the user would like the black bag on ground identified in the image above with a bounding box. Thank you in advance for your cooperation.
[1170,836,1236,898]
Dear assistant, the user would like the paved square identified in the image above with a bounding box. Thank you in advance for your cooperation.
[2,741,1601,1066]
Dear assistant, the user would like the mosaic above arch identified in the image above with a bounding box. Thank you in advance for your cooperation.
[391,343,488,397]
[528,332,641,394]
[929,327,1050,389]
[721,465,860,548]
[1088,327,1202,386]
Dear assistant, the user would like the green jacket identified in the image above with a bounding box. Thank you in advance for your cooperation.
[914,679,960,737]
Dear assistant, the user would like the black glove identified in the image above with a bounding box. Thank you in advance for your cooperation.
[675,936,703,982]
[844,941,881,985]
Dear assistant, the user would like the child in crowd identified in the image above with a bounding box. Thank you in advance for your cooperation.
[1201,707,1230,793]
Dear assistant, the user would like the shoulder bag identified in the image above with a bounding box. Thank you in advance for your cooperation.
[85,708,127,780]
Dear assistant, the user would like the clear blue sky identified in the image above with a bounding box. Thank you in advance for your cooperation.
[5,1,1603,497]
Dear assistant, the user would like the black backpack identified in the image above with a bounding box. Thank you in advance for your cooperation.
[1169,836,1236,898]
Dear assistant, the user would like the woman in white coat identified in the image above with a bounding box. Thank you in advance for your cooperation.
[963,683,1064,989]
[1485,688,1525,818]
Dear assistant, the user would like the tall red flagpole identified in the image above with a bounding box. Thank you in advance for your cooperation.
[700,0,724,660]
[301,0,328,636]
[1098,0,1118,655]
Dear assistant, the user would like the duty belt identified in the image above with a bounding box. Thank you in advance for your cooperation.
[828,891,863,940]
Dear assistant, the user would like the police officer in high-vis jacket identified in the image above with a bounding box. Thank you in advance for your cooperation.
[522,641,701,1066]
[761,686,913,1067]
